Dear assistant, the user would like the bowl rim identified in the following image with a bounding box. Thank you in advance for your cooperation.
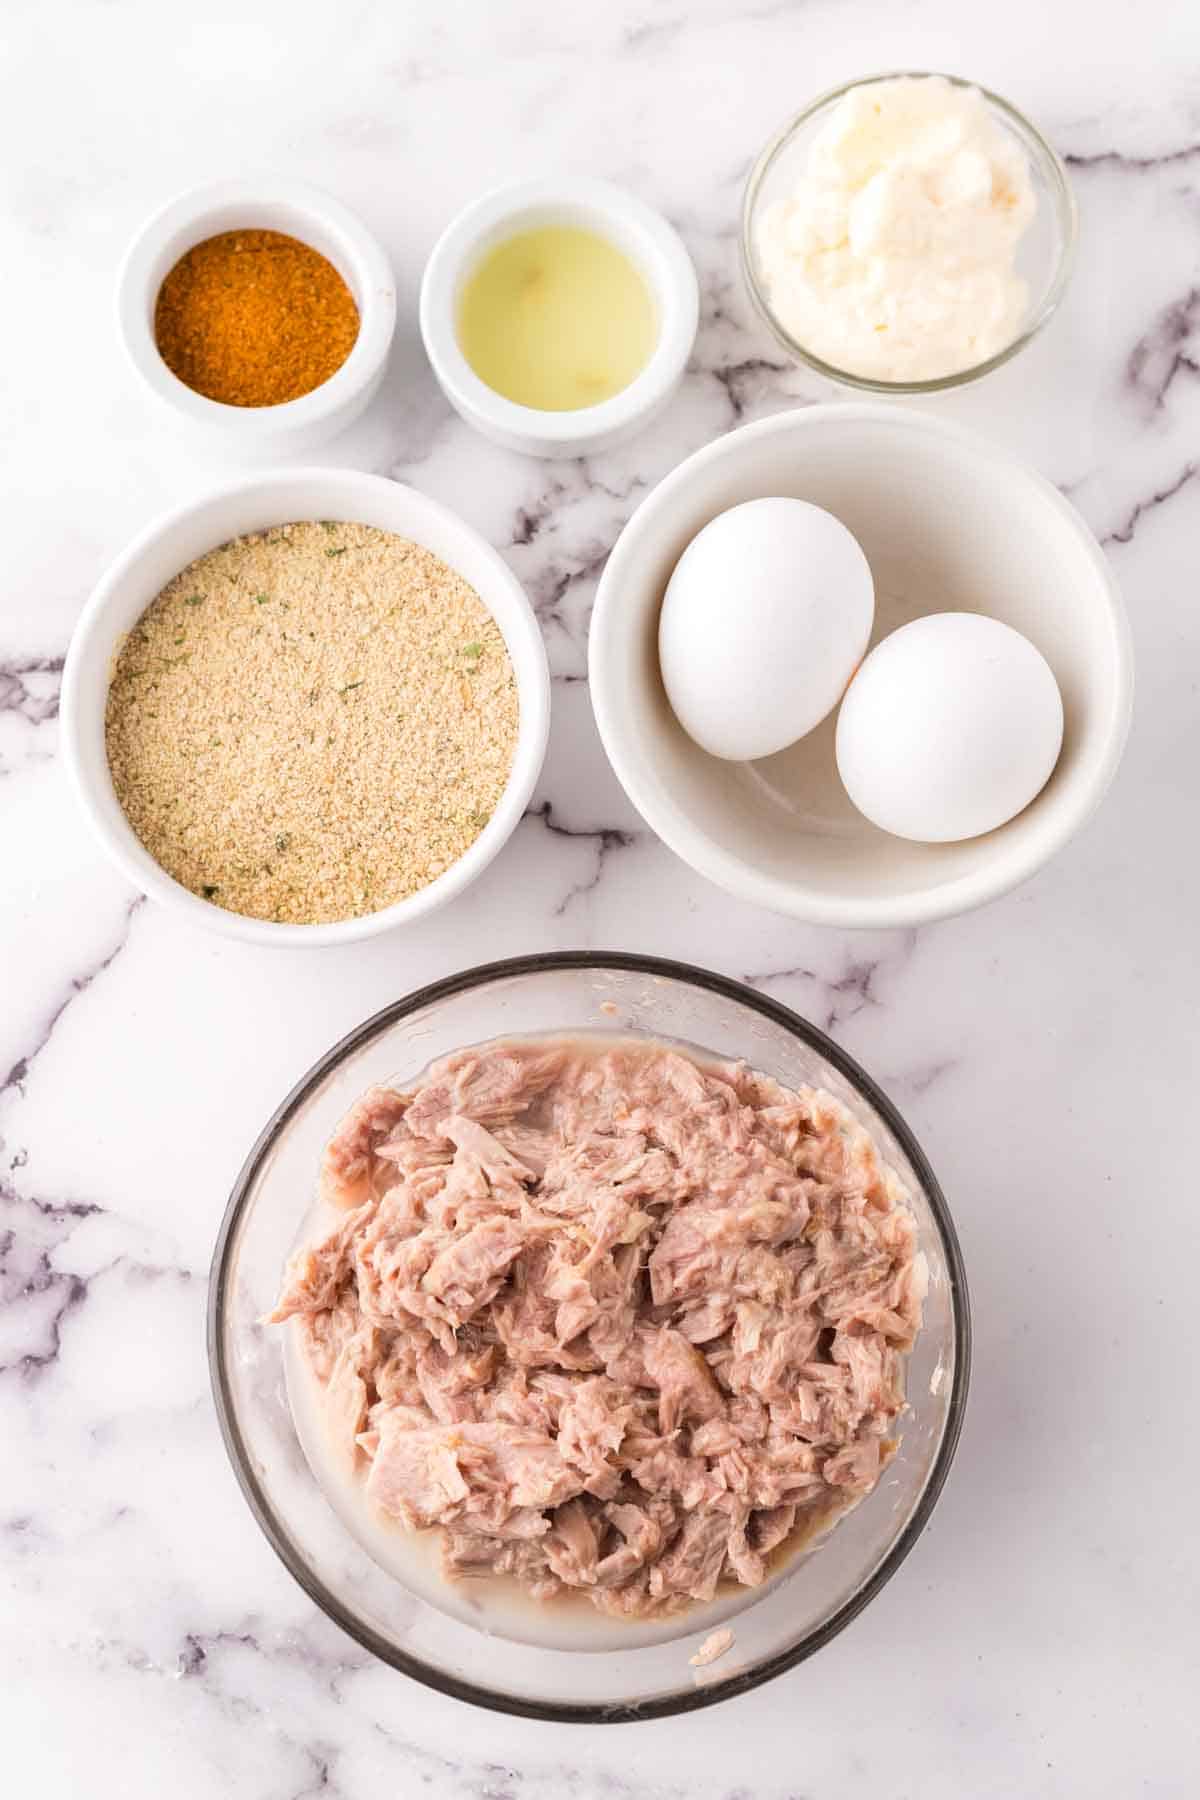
[116,176,397,436]
[419,176,699,451]
[206,949,972,1723]
[740,70,1079,395]
[588,402,1135,928]
[59,467,551,946]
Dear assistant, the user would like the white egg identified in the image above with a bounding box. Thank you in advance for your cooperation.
[658,498,875,762]
[835,612,1064,843]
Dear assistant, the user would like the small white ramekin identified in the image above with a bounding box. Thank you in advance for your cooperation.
[117,179,397,455]
[61,469,550,948]
[419,178,699,459]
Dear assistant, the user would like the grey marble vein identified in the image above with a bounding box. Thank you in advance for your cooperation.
[168,1616,374,1706]
[744,933,919,1036]
[0,1179,192,1387]
[1,895,143,1096]
[1103,462,1197,546]
[885,1054,960,1099]
[621,16,686,51]
[0,1208,87,1380]
[1125,286,1200,413]
[1066,141,1200,170]
[524,799,636,914]
[0,654,63,723]
[707,355,793,425]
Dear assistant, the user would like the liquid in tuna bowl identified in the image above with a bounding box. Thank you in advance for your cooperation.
[268,1033,926,1634]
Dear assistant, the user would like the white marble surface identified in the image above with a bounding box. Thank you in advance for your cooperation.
[3,0,1199,1792]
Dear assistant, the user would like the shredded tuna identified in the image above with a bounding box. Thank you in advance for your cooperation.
[270,1036,924,1617]
[690,1626,735,1668]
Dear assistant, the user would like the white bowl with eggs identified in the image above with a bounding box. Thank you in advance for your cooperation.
[589,404,1133,928]
[61,468,550,948]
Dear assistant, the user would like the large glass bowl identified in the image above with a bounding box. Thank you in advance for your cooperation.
[741,71,1077,394]
[208,953,970,1721]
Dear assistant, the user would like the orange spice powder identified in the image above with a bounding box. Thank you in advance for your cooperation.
[154,228,360,407]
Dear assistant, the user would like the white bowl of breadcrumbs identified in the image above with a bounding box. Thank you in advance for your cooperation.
[61,470,550,945]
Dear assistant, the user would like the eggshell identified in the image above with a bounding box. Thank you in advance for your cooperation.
[658,497,875,761]
[836,611,1064,843]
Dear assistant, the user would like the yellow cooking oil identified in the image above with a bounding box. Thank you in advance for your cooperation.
[456,225,657,411]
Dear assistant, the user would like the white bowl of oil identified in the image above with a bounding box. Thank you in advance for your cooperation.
[419,178,699,459]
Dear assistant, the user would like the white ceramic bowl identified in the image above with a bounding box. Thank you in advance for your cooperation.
[419,178,698,459]
[589,405,1133,928]
[61,469,550,947]
[117,179,397,454]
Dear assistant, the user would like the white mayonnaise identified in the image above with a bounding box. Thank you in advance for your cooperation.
[756,75,1037,382]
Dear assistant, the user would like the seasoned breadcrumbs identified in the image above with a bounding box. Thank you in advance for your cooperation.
[105,522,520,924]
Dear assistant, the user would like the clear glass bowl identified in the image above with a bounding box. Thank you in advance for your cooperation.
[208,953,970,1721]
[741,71,1077,395]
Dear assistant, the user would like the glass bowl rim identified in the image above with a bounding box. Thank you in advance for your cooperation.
[740,69,1079,395]
[207,949,972,1724]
